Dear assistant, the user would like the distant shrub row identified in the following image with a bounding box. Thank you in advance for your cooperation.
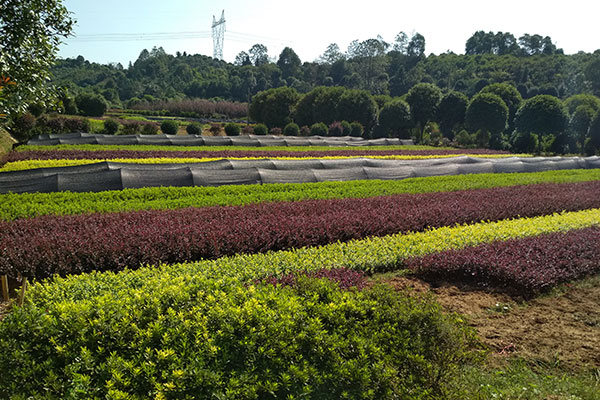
[128,98,248,119]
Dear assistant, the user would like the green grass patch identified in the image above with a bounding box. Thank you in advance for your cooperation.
[1,169,599,221]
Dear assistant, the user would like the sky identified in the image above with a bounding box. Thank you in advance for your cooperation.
[58,0,600,66]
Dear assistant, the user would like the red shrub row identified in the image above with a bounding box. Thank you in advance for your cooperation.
[406,227,600,295]
[1,181,599,279]
[9,148,509,161]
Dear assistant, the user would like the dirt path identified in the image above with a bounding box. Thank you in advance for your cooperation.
[378,275,600,371]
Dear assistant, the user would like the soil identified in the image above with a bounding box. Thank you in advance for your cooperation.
[377,274,600,371]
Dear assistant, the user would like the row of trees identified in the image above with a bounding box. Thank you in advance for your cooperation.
[248,83,600,154]
[48,32,600,114]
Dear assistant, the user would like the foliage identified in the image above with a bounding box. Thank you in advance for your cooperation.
[0,0,74,120]
[336,89,379,133]
[408,226,600,295]
[2,181,599,278]
[249,87,299,128]
[130,98,248,119]
[350,121,364,137]
[479,83,523,130]
[515,95,568,151]
[563,94,600,115]
[377,99,413,138]
[224,122,241,136]
[569,105,595,150]
[75,93,108,117]
[327,121,344,137]
[340,120,352,136]
[406,83,442,142]
[8,112,36,141]
[160,120,179,135]
[103,118,120,135]
[252,123,267,135]
[310,122,328,136]
[587,110,600,152]
[283,122,299,136]
[269,127,282,135]
[141,123,158,135]
[185,122,202,135]
[261,268,367,291]
[2,168,598,221]
[209,123,222,135]
[437,91,468,139]
[465,93,509,140]
[510,131,538,153]
[0,275,478,399]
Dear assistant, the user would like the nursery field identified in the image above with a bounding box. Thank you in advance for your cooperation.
[0,140,599,399]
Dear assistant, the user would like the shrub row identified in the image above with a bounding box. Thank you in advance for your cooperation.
[2,169,599,221]
[8,148,512,162]
[0,275,476,399]
[2,181,600,279]
[407,226,600,295]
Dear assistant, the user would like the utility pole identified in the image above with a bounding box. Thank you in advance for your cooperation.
[212,10,225,60]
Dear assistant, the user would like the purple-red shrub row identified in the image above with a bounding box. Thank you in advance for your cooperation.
[406,226,600,295]
[9,148,507,162]
[260,268,367,291]
[1,181,600,279]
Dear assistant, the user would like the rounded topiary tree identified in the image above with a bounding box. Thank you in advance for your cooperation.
[479,83,523,131]
[515,95,568,153]
[405,83,442,143]
[253,123,268,135]
[249,87,300,129]
[436,91,468,140]
[310,122,328,136]
[75,93,107,117]
[377,99,413,139]
[465,93,508,148]
[283,122,299,136]
[224,123,241,136]
[160,120,179,135]
[350,121,364,137]
[587,110,600,154]
[186,122,202,135]
[340,121,352,136]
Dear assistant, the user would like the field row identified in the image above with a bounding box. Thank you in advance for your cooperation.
[2,181,599,279]
[2,169,599,221]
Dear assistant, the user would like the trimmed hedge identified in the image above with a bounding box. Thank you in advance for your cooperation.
[2,181,600,279]
[0,276,478,399]
[1,169,599,221]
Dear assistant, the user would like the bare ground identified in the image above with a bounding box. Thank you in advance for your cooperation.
[377,274,600,371]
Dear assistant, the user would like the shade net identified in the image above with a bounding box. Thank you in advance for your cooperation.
[2,156,598,194]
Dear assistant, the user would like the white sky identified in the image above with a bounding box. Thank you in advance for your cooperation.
[59,0,600,65]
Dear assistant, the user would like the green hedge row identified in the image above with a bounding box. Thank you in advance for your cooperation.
[1,169,600,221]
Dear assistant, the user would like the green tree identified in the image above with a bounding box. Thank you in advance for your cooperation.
[515,95,568,153]
[319,43,345,64]
[407,33,426,58]
[587,110,600,152]
[563,93,600,115]
[479,83,522,131]
[466,93,508,148]
[336,89,378,133]
[437,91,468,139]
[584,57,600,96]
[405,83,442,143]
[377,99,412,138]
[75,93,107,117]
[277,47,301,80]
[160,120,179,135]
[249,87,300,128]
[0,0,74,122]
[249,44,269,66]
[569,105,596,153]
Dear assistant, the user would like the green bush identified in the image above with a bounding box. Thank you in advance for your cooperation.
[160,120,179,135]
[350,121,364,137]
[75,93,108,117]
[253,123,268,135]
[510,131,538,153]
[455,129,475,147]
[9,113,36,141]
[310,122,328,136]
[103,118,120,135]
[224,122,241,136]
[141,123,159,135]
[341,120,352,136]
[186,122,202,135]
[283,122,300,136]
[0,275,479,399]
[64,117,90,133]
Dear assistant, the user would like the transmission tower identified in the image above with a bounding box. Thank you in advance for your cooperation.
[212,10,225,60]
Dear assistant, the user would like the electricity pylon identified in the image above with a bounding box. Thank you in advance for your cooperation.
[212,10,225,60]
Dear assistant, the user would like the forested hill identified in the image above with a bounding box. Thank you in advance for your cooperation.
[51,31,600,108]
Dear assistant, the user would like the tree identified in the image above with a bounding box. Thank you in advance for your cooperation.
[0,0,74,122]
[465,93,508,148]
[392,31,409,54]
[515,95,568,153]
[569,105,596,152]
[587,110,600,153]
[564,93,600,115]
[407,33,426,58]
[336,89,378,133]
[234,51,251,66]
[249,44,269,66]
[584,57,600,96]
[479,83,523,131]
[377,99,412,138]
[405,83,442,142]
[319,43,345,64]
[249,87,299,128]
[75,93,107,117]
[277,47,301,80]
[437,91,468,139]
